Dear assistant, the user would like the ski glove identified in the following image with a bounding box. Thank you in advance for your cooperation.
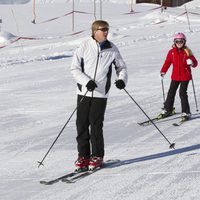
[186,59,193,66]
[86,80,97,91]
[160,72,165,79]
[115,79,125,90]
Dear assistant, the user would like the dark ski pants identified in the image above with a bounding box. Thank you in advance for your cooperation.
[164,80,190,114]
[76,95,107,159]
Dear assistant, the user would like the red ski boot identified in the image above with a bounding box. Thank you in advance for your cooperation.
[88,156,103,171]
[74,157,90,172]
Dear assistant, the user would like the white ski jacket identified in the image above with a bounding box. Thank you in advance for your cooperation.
[71,37,128,98]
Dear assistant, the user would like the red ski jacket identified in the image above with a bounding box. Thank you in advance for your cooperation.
[161,46,198,81]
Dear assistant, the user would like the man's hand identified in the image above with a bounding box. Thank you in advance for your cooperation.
[86,80,97,91]
[115,79,125,90]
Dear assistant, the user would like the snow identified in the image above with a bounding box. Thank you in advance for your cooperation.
[0,0,30,4]
[1,0,200,199]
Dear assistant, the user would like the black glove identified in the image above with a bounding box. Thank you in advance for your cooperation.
[115,79,125,90]
[86,80,97,91]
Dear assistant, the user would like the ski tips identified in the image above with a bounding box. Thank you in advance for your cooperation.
[169,143,175,149]
[37,161,44,168]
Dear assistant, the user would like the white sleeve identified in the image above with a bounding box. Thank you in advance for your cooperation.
[70,43,91,86]
[114,47,128,85]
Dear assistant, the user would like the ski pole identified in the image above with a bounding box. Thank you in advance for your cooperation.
[191,78,199,112]
[123,88,175,149]
[161,78,165,103]
[38,91,88,168]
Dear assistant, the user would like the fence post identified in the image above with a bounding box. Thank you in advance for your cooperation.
[0,19,2,31]
[185,5,192,32]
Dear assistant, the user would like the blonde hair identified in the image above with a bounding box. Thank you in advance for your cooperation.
[184,47,193,56]
[91,20,109,36]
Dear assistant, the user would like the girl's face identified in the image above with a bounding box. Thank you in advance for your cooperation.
[174,39,185,49]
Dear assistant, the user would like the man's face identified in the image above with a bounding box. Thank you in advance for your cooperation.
[94,26,109,42]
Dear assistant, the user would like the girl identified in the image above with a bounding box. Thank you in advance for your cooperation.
[159,33,198,121]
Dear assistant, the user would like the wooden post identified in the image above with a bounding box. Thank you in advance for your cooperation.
[100,0,102,19]
[130,0,134,12]
[185,5,192,32]
[32,0,36,24]
[0,19,2,31]
[161,0,163,12]
[93,0,96,20]
[72,0,75,32]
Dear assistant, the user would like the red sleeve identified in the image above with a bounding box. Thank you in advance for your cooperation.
[160,50,172,73]
[190,55,198,68]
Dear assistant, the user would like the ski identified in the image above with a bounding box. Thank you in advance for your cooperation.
[61,168,100,183]
[62,159,120,183]
[138,113,179,126]
[172,112,200,126]
[40,171,83,185]
[138,108,178,126]
[173,118,190,126]
[138,117,159,126]
[40,159,120,185]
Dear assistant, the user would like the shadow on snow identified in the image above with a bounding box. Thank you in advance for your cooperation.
[109,144,200,168]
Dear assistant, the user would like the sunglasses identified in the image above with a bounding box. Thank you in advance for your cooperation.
[97,27,109,32]
[174,39,185,44]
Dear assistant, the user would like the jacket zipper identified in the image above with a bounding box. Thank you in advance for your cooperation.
[178,50,181,80]
[92,43,101,97]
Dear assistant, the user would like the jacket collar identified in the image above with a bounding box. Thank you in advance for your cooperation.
[91,36,112,50]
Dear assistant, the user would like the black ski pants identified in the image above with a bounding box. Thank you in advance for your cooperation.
[76,95,107,159]
[164,80,190,114]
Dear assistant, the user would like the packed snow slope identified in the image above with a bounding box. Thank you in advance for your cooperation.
[0,0,30,4]
[1,0,200,200]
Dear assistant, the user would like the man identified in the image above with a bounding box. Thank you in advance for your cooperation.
[70,20,128,171]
